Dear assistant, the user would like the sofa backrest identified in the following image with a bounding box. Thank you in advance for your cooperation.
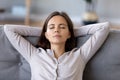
[1,24,120,80]
[0,25,39,80]
[83,30,120,80]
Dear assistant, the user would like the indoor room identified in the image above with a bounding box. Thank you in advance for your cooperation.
[0,0,120,29]
[0,0,120,80]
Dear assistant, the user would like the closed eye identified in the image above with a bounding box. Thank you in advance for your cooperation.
[49,26,54,29]
[59,24,67,29]
[48,24,55,29]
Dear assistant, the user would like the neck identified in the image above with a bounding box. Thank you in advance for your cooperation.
[51,43,65,59]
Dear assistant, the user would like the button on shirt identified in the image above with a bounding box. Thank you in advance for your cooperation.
[4,22,110,80]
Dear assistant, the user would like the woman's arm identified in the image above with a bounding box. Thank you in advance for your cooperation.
[4,25,41,62]
[4,24,42,36]
[74,22,109,37]
[76,22,110,63]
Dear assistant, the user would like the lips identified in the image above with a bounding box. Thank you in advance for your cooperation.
[53,35,61,37]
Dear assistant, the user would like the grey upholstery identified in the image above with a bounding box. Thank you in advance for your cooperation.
[0,25,120,80]
[0,26,39,80]
[83,30,120,80]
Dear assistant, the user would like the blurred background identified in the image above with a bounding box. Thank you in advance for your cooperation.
[0,0,120,29]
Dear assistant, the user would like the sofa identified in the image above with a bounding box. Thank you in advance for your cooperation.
[0,23,120,80]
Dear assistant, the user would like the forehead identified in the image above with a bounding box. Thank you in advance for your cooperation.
[48,15,67,24]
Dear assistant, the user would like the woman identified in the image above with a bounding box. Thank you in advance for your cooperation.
[4,11,109,80]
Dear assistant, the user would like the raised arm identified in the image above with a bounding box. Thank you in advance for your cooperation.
[74,22,109,37]
[4,24,42,36]
[76,22,110,63]
[4,25,42,62]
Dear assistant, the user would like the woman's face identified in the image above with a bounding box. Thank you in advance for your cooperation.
[45,15,71,45]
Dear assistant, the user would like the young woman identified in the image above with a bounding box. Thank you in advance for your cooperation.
[4,11,109,80]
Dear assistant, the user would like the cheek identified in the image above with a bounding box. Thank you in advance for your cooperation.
[45,31,52,39]
[46,29,53,34]
[65,31,71,38]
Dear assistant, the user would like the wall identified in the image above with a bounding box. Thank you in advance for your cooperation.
[0,0,25,12]
[97,0,120,25]
[0,0,120,25]
[31,0,85,15]
[31,0,120,25]
[31,0,85,26]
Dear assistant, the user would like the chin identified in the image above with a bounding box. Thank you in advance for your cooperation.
[51,41,65,44]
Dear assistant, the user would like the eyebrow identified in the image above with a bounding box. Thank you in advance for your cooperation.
[48,23,67,26]
[59,23,68,26]
[47,24,54,27]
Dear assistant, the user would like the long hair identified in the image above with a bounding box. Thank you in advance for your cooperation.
[37,11,76,52]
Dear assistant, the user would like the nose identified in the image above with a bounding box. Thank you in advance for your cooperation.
[54,27,59,32]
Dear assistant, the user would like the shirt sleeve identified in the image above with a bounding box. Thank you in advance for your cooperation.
[77,22,110,63]
[4,24,42,36]
[74,22,109,37]
[4,25,41,62]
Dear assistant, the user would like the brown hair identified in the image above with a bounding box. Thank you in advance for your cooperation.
[37,11,76,52]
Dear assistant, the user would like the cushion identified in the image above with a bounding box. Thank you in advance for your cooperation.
[0,25,39,80]
[83,30,120,80]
